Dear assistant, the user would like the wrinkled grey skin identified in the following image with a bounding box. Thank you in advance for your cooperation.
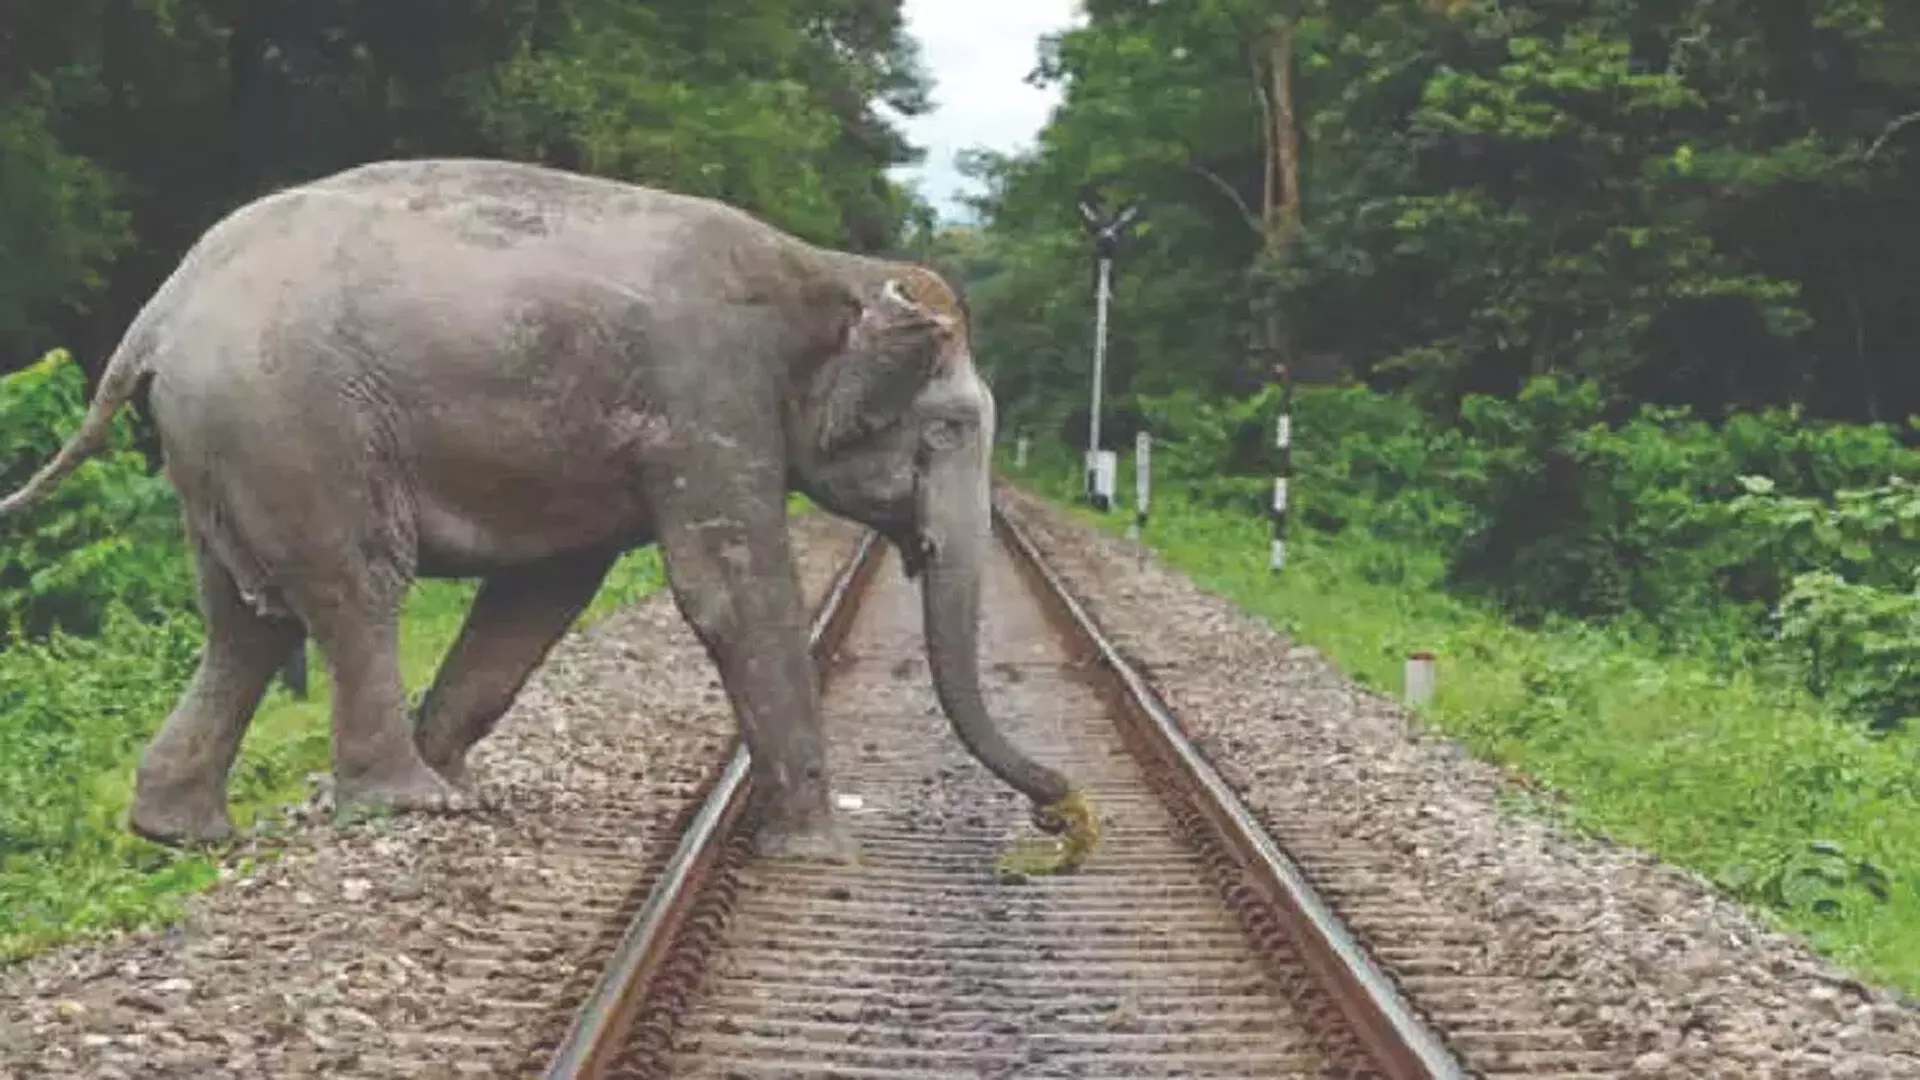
[0,158,1074,859]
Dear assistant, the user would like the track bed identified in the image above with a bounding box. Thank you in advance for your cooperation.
[647,542,1359,1077]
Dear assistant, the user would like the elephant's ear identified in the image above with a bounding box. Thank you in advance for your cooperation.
[813,271,963,456]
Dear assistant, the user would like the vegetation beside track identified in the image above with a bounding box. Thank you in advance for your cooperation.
[937,0,1920,998]
[1003,438,1920,995]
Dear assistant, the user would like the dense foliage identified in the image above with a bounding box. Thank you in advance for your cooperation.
[1103,380,1920,728]
[0,349,215,952]
[0,351,190,644]
[938,0,1920,732]
[951,0,1920,424]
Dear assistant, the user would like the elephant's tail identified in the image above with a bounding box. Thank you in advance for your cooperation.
[0,338,155,517]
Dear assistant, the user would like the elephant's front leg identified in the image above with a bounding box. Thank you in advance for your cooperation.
[652,470,855,863]
[414,552,616,786]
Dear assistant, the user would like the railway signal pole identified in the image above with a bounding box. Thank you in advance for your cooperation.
[1075,185,1141,512]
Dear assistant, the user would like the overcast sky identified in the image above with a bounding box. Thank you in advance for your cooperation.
[886,0,1083,223]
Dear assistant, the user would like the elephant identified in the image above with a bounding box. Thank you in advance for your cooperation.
[0,157,1095,865]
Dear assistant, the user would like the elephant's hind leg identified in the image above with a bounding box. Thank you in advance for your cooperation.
[131,537,303,846]
[294,568,464,821]
[414,552,616,786]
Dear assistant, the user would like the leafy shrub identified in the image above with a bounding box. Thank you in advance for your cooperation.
[1778,572,1920,731]
[1019,374,1920,732]
[1729,477,1920,599]
[1127,382,1484,548]
[1442,376,1920,632]
[0,607,202,860]
[1,349,190,645]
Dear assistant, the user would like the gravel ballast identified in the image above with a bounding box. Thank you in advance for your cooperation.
[0,512,863,1079]
[998,485,1920,1078]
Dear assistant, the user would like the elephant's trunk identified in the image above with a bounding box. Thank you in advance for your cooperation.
[916,450,1072,810]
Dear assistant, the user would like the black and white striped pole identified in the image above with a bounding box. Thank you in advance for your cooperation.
[1076,185,1142,513]
[1129,430,1151,541]
[1269,363,1293,571]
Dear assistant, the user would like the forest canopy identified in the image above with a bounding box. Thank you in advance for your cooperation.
[938,0,1920,433]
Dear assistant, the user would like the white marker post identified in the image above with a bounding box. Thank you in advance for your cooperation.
[1404,650,1437,707]
[1015,434,1030,468]
[1092,449,1118,513]
[1129,431,1151,541]
[1269,475,1290,570]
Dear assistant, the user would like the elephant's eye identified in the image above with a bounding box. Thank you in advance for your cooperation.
[922,418,964,451]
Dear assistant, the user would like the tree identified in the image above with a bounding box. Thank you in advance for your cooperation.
[960,0,1920,426]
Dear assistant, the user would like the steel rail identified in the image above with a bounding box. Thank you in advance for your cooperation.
[992,496,1472,1080]
[543,496,1471,1078]
[539,529,885,1080]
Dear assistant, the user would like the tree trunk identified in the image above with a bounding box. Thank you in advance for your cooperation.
[1250,19,1303,372]
[1266,21,1302,263]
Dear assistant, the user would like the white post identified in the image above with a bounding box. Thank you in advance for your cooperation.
[1092,449,1117,511]
[1015,434,1029,468]
[1268,476,1289,570]
[1129,431,1151,540]
[1404,651,1437,706]
[1085,255,1113,511]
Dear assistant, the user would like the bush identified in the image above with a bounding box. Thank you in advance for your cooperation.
[1444,376,1920,633]
[1127,383,1485,548]
[0,607,202,860]
[1001,437,1920,991]
[0,349,190,645]
[1053,375,1920,733]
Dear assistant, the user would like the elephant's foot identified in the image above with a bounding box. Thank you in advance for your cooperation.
[128,783,237,848]
[418,746,476,791]
[413,714,484,792]
[750,815,863,865]
[334,756,472,824]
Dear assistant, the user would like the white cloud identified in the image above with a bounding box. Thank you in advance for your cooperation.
[887,0,1084,223]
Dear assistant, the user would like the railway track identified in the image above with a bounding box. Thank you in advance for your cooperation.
[10,498,1912,1077]
[525,502,1492,1079]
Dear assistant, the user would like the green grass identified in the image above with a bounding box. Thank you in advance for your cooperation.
[1006,452,1920,995]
